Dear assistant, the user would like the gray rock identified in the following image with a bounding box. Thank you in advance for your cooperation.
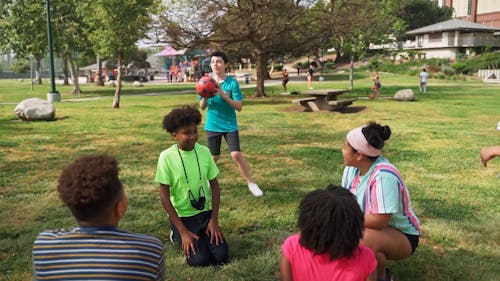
[394,89,415,101]
[15,98,55,121]
[132,81,143,87]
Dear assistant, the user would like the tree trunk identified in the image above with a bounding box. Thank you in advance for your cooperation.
[269,59,275,77]
[35,59,42,85]
[253,51,267,97]
[63,58,69,86]
[349,55,354,91]
[67,55,81,95]
[95,56,104,86]
[334,48,342,64]
[112,57,122,108]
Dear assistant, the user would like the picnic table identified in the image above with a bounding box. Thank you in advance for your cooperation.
[292,89,357,111]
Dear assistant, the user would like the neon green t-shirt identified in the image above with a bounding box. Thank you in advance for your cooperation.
[155,143,219,217]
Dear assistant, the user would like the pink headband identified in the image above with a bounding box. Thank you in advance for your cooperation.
[346,127,381,157]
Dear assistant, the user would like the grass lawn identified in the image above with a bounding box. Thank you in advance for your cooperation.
[0,72,499,280]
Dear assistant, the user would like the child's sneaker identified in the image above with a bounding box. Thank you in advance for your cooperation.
[248,182,263,197]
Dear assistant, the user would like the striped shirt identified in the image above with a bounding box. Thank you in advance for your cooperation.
[342,157,421,236]
[33,226,165,281]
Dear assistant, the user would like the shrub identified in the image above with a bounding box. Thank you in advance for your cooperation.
[11,60,30,74]
[435,73,446,79]
[407,69,419,76]
[368,59,381,70]
[451,62,469,75]
[442,66,456,76]
[323,62,335,70]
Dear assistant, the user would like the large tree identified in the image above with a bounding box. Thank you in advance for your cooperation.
[160,0,311,97]
[160,0,393,96]
[386,0,453,41]
[51,0,93,95]
[80,0,157,108]
[0,0,47,84]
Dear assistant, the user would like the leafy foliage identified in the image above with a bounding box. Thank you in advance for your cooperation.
[79,0,158,107]
[10,59,30,74]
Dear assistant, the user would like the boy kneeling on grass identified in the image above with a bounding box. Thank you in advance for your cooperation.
[156,106,229,267]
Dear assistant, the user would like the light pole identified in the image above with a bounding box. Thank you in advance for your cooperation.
[45,0,60,102]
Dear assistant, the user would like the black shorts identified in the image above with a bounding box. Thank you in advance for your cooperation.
[404,233,419,254]
[206,131,241,156]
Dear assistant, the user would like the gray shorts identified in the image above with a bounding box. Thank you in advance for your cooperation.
[206,131,241,156]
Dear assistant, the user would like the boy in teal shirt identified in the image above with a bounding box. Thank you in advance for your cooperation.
[155,106,228,267]
[199,51,263,197]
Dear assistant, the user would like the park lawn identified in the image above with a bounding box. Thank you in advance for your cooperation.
[0,72,499,281]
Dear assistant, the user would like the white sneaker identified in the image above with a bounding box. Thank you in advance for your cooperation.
[169,230,175,244]
[248,182,264,197]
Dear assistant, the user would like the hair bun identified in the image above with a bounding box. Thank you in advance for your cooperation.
[381,125,391,141]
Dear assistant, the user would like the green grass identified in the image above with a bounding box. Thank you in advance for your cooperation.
[1,72,499,280]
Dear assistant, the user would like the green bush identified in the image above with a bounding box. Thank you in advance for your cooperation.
[323,62,335,69]
[407,69,418,76]
[442,66,456,76]
[10,60,30,74]
[451,62,470,75]
[368,59,381,70]
[435,73,446,79]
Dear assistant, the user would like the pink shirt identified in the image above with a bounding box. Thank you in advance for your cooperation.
[282,234,377,281]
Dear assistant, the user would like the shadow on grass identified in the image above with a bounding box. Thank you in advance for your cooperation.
[336,106,367,114]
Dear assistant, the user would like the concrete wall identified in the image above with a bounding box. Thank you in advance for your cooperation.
[423,48,457,59]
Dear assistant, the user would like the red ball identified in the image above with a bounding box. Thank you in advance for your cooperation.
[196,77,218,98]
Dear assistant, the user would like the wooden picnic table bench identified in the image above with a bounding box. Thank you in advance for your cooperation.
[292,89,357,111]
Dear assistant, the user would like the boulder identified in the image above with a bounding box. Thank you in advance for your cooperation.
[132,81,143,87]
[394,89,415,101]
[15,98,55,121]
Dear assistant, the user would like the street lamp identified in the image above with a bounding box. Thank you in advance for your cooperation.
[45,0,60,102]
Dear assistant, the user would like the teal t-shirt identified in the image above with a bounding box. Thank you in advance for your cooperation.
[201,76,243,132]
[341,157,421,235]
[155,143,219,217]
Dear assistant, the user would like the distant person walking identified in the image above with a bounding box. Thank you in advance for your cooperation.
[282,68,289,94]
[307,65,314,89]
[419,68,428,94]
[370,71,381,99]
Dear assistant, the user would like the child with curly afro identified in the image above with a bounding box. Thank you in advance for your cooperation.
[155,105,229,267]
[33,155,165,280]
[280,185,377,281]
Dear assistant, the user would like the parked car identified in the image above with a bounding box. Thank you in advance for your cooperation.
[122,75,147,82]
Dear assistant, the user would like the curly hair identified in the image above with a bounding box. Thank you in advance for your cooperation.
[361,121,391,150]
[298,184,364,261]
[162,106,201,133]
[57,155,123,222]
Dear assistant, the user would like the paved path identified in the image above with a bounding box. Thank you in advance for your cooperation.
[1,80,288,105]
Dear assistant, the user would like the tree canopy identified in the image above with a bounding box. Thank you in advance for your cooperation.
[79,0,157,108]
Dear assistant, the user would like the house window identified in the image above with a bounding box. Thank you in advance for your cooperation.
[428,33,443,43]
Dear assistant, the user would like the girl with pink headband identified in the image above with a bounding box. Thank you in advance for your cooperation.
[341,122,421,281]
